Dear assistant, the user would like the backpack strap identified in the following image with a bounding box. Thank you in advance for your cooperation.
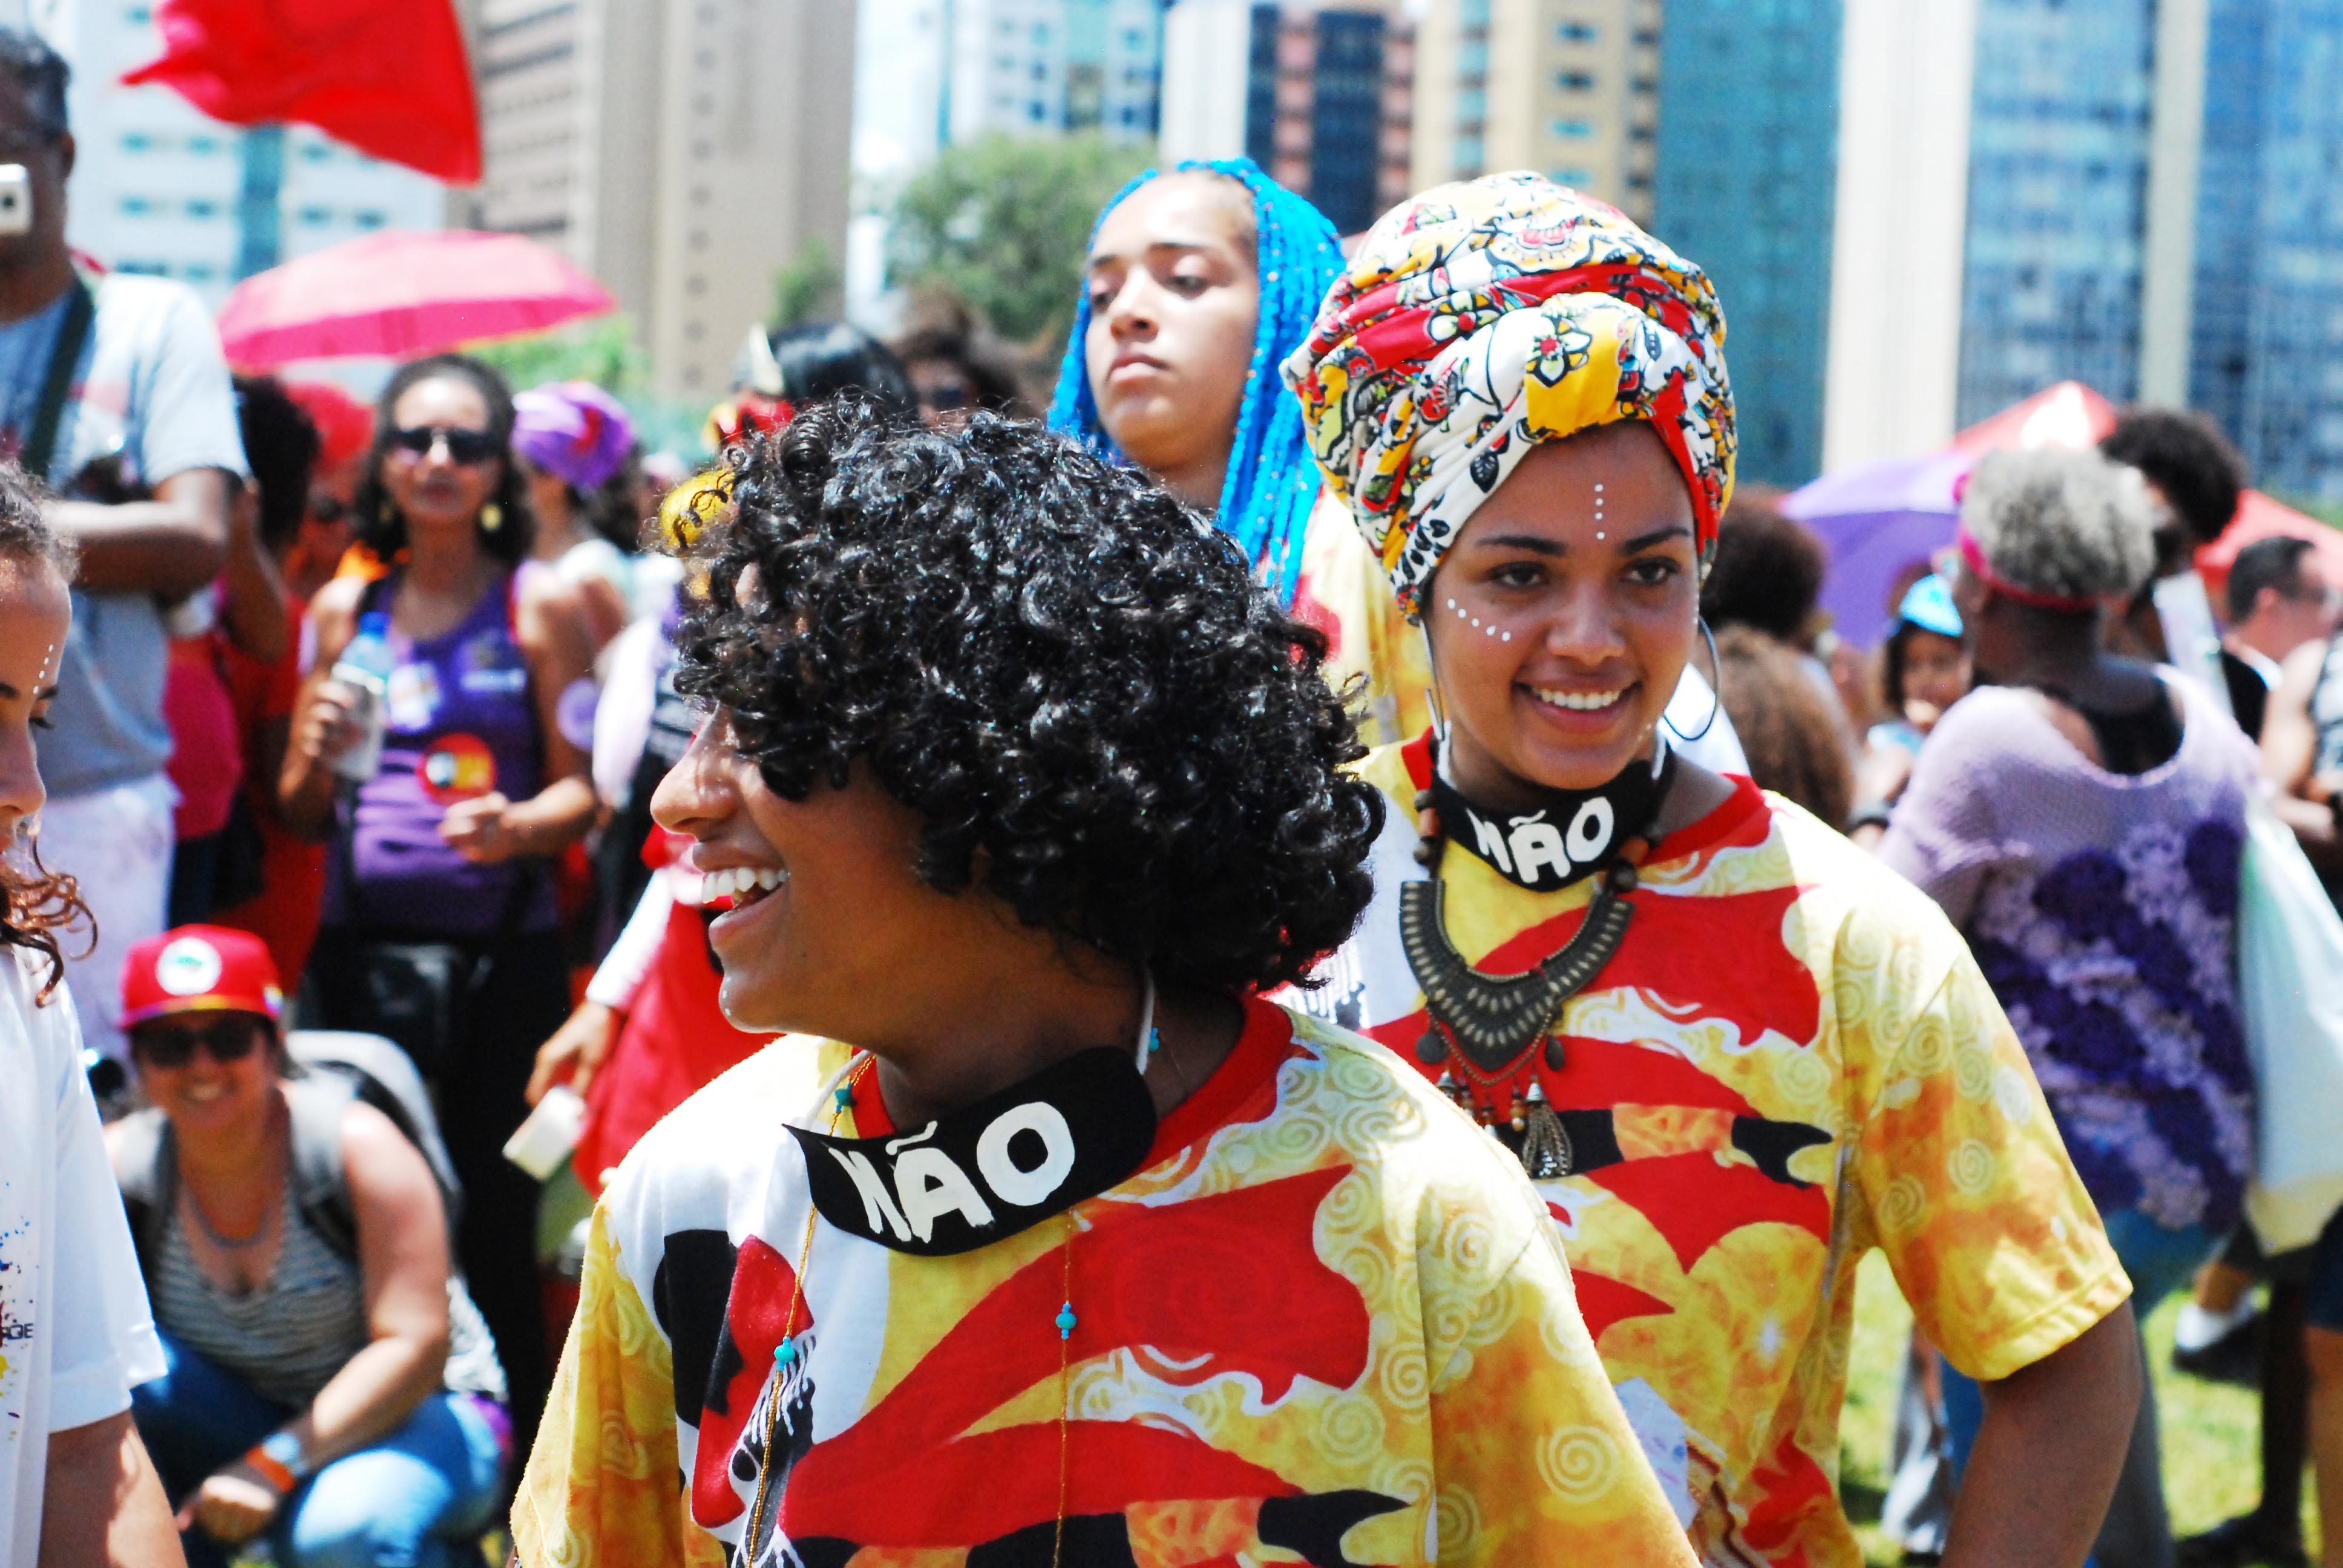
[20,278,92,483]
[106,1106,176,1298]
[283,1076,363,1263]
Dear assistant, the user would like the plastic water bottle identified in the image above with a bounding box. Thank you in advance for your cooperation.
[329,610,394,783]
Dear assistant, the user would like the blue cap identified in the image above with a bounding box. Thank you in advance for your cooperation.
[1897,574,1962,639]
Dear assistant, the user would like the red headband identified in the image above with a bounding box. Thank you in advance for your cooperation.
[1955,527,2099,614]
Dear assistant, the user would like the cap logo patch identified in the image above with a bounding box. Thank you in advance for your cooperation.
[155,936,223,997]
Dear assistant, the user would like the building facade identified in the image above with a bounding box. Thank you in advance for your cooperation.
[1651,0,1841,487]
[2190,0,2343,498]
[1665,0,2343,501]
[1953,0,2160,426]
[943,0,1168,147]
[54,0,445,313]
[468,0,856,400]
[1412,0,1660,228]
[1160,0,1412,235]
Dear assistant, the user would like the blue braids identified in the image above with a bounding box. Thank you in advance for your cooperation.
[1047,158,1345,607]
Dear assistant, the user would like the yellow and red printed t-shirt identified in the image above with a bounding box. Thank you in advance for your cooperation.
[1293,487,1433,752]
[1293,739,2132,1568]
[512,996,1697,1568]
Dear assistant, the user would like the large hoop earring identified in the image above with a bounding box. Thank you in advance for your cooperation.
[1663,617,1723,744]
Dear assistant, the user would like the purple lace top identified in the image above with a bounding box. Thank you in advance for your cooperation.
[1881,676,2256,1233]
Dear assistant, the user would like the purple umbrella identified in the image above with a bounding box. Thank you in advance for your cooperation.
[1780,448,1973,649]
[1786,381,2122,648]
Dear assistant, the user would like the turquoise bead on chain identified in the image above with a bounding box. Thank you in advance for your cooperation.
[1055,1301,1077,1340]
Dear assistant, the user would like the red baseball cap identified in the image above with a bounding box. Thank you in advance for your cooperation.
[120,925,284,1028]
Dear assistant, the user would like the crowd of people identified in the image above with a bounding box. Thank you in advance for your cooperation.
[2,22,2340,1568]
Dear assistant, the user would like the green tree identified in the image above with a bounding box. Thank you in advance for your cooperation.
[886,132,1152,346]
[773,236,845,328]
[470,315,646,397]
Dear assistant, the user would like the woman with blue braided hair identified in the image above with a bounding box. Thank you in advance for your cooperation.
[1050,158,1437,746]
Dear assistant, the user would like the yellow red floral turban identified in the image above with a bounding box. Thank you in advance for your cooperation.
[1280,172,1735,617]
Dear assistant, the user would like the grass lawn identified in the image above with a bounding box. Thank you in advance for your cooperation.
[1841,1250,2323,1565]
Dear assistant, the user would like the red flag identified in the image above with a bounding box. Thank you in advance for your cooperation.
[121,0,482,185]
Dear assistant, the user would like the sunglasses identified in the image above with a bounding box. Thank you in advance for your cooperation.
[131,1014,265,1070]
[392,425,501,466]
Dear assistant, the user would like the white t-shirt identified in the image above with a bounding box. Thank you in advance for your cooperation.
[0,950,165,1562]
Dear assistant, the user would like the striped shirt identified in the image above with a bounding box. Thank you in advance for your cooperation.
[151,1186,504,1409]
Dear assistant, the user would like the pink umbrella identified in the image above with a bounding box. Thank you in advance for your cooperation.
[217,230,616,368]
[2194,489,2343,610]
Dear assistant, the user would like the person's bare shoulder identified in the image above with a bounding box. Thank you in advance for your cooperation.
[513,562,594,656]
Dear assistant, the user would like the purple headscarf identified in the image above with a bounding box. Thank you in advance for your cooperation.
[513,381,635,491]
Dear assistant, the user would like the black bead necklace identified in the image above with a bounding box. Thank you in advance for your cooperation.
[1400,746,1674,1176]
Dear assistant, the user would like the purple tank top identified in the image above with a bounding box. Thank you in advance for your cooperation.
[326,569,557,936]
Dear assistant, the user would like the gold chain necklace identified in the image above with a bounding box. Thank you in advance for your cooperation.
[744,1054,874,1549]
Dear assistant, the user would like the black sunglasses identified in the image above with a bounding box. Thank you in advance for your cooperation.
[392,425,501,466]
[131,1014,265,1070]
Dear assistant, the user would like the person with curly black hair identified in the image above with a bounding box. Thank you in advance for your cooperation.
[512,400,1697,1568]
[2100,406,2250,666]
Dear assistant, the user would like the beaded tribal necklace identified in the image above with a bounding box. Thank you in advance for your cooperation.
[1401,742,1674,1177]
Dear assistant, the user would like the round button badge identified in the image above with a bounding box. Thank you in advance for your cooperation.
[154,935,223,997]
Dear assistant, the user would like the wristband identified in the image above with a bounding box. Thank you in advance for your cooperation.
[243,1429,306,1494]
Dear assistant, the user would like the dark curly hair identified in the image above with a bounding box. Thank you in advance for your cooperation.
[2100,407,2246,550]
[234,374,322,556]
[1699,488,1824,644]
[672,399,1383,993]
[352,354,534,565]
[0,463,88,999]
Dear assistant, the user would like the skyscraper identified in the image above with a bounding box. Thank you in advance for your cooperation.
[1412,0,1661,228]
[2191,0,2343,498]
[1651,0,1841,487]
[1953,0,2160,426]
[942,0,1168,146]
[1159,0,1414,235]
[468,0,856,400]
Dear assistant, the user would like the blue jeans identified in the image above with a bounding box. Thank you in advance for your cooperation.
[1942,1208,2215,1568]
[131,1330,505,1568]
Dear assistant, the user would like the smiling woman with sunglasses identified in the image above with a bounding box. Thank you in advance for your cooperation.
[279,353,597,1463]
[106,924,506,1568]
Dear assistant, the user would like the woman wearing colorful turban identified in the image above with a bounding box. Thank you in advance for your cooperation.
[1284,172,2141,1568]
